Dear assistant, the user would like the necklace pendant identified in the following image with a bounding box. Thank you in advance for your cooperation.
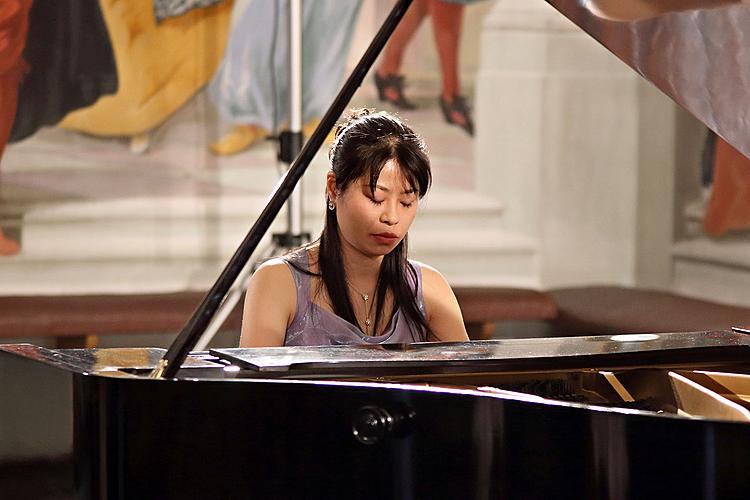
[363,294,369,302]
[365,318,371,327]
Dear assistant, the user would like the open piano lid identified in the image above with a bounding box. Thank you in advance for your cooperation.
[546,0,750,159]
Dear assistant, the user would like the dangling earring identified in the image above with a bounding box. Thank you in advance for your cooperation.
[327,199,335,211]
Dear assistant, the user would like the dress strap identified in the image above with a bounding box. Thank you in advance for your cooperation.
[281,251,312,334]
[408,260,427,320]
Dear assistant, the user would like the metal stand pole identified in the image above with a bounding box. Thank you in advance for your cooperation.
[195,0,308,351]
[154,0,412,377]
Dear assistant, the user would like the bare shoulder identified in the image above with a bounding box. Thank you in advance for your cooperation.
[410,259,454,312]
[253,257,295,284]
[411,260,451,292]
[247,257,297,309]
[240,258,297,347]
[410,259,468,342]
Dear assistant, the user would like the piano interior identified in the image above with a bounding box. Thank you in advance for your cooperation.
[352,367,750,423]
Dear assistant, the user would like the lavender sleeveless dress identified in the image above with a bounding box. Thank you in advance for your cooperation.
[282,252,428,346]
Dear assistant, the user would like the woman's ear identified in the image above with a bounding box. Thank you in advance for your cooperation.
[326,171,337,203]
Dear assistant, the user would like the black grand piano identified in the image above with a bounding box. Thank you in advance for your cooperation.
[3,1,750,498]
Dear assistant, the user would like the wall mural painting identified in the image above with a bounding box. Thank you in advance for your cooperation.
[0,0,368,265]
[1,0,749,267]
[0,0,234,256]
[59,0,232,149]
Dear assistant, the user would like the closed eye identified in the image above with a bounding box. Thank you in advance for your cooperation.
[369,197,384,206]
[401,202,413,208]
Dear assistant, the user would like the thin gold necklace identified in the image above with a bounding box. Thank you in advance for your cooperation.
[346,280,374,332]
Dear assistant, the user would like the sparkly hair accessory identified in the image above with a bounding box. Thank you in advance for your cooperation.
[329,115,366,161]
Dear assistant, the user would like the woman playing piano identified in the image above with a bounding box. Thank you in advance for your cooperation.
[240,109,469,347]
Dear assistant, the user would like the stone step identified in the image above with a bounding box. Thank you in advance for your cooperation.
[304,188,506,233]
[0,227,536,295]
[410,230,537,287]
[5,188,505,262]
[0,187,532,295]
[672,236,750,307]
[0,258,229,296]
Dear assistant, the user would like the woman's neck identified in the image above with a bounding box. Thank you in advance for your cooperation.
[340,245,383,292]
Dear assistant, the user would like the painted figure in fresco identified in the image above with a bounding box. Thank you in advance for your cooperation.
[703,136,750,236]
[10,0,117,145]
[0,0,31,255]
[0,0,31,163]
[208,0,361,156]
[59,0,232,154]
[1,0,117,256]
[374,0,483,136]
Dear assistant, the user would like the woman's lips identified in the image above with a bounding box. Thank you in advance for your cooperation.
[372,232,399,245]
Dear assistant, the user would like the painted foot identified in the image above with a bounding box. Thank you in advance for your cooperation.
[302,118,334,144]
[439,95,474,136]
[210,125,268,156]
[130,132,151,155]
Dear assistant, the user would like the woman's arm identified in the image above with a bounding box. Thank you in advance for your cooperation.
[419,263,469,342]
[239,259,297,347]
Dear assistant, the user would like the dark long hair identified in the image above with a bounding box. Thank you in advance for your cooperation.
[292,109,433,339]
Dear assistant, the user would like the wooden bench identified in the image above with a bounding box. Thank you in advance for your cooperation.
[549,286,750,335]
[453,287,558,339]
[0,292,242,348]
[7,286,742,347]
[0,287,559,346]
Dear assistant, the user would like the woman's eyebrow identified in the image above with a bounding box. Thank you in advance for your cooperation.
[375,184,416,195]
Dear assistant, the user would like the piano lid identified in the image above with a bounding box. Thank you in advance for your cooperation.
[546,0,750,158]
[212,330,750,374]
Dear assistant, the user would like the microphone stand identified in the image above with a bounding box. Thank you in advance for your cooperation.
[151,0,414,379]
[193,0,308,352]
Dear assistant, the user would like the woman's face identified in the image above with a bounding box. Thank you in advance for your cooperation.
[328,159,419,260]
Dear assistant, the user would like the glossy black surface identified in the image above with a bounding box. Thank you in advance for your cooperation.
[3,335,750,498]
[213,330,750,374]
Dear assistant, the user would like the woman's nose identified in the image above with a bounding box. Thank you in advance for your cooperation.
[379,206,399,225]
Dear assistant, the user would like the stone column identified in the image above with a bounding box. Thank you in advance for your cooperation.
[474,0,674,288]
